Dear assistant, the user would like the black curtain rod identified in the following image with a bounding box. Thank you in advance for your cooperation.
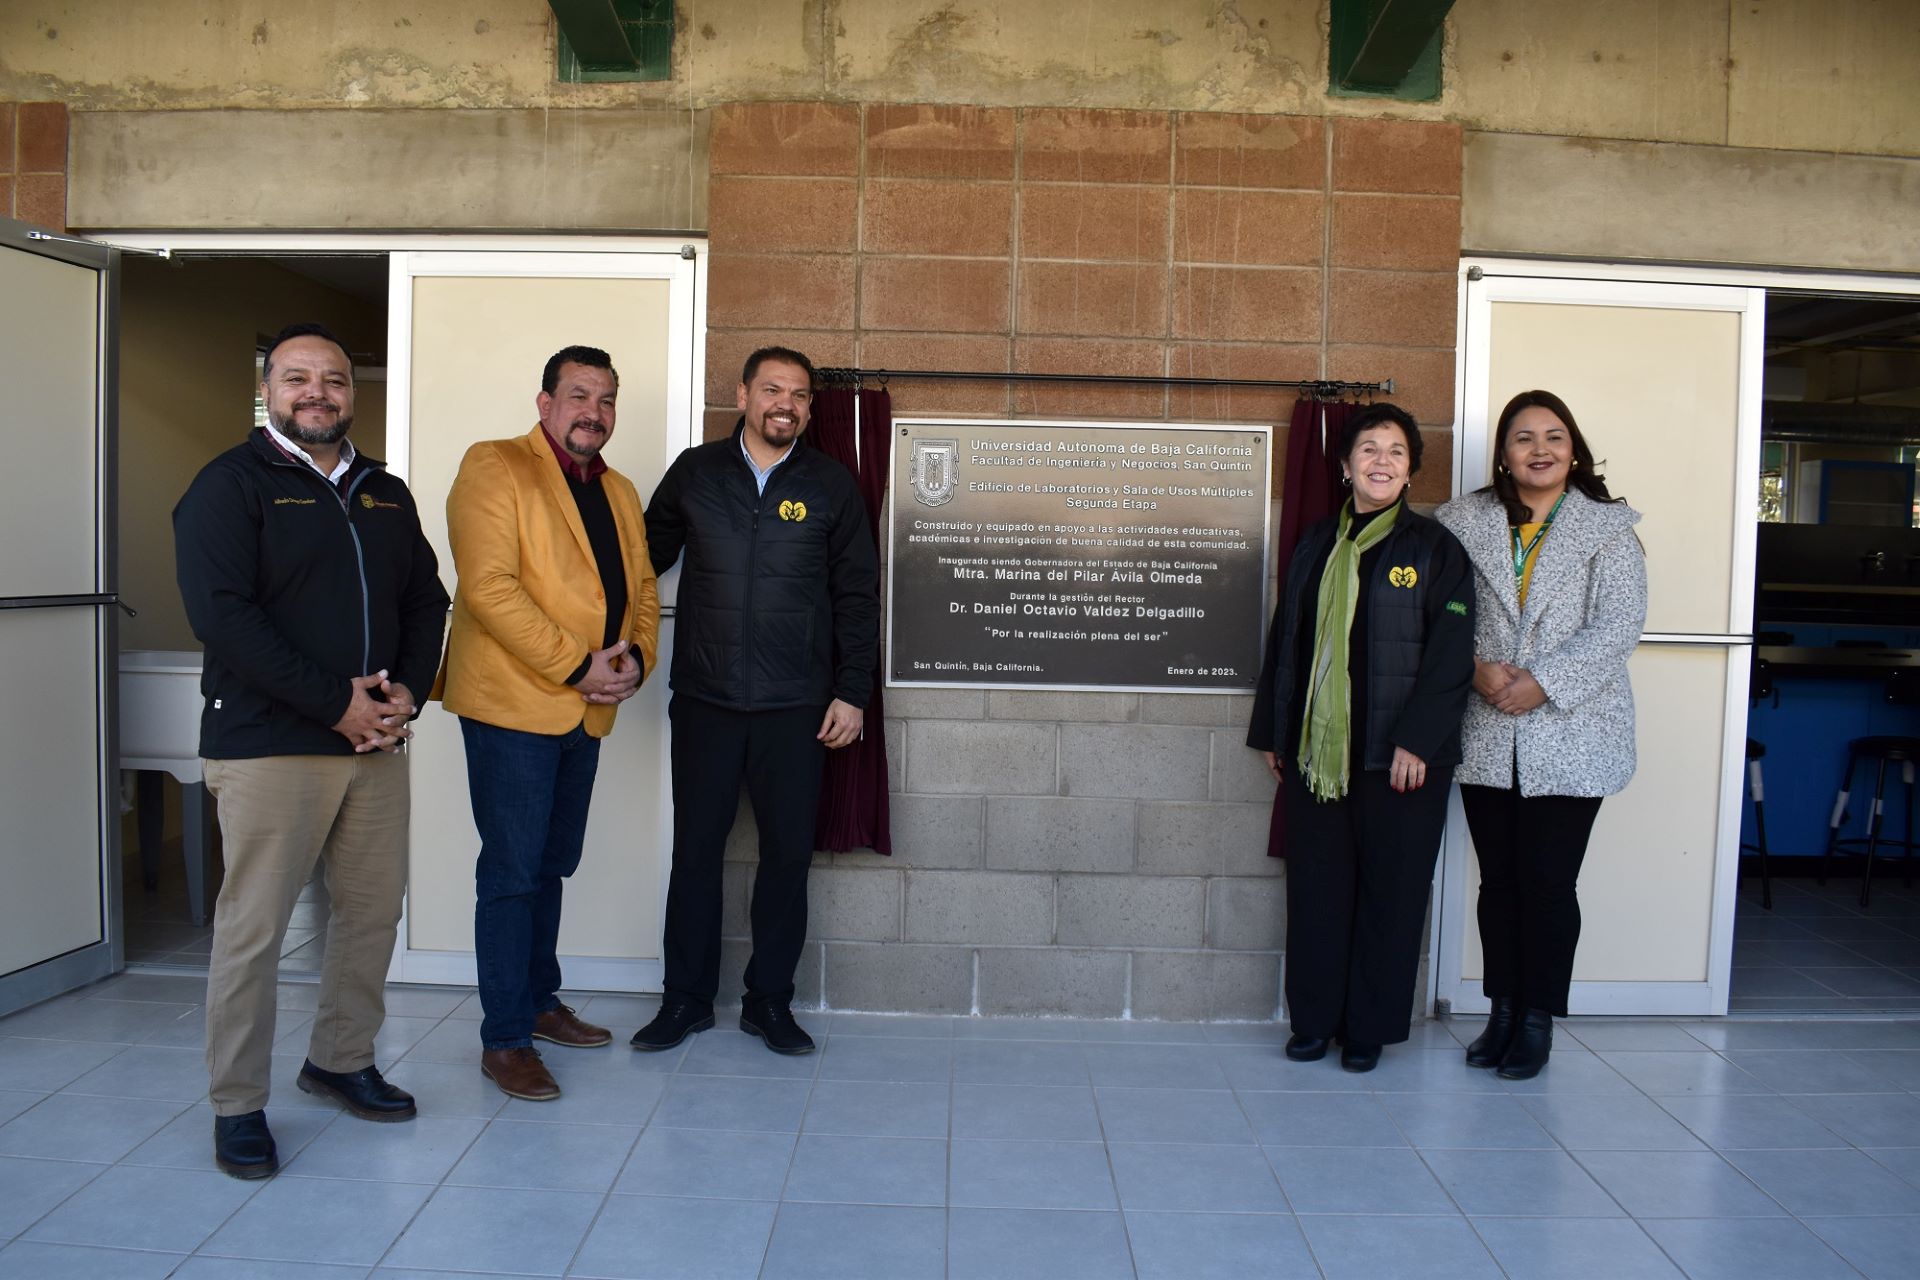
[813,366,1392,396]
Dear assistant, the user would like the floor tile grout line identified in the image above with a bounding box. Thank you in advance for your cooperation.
[359,1006,491,1278]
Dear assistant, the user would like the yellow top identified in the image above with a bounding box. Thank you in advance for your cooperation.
[1515,521,1547,606]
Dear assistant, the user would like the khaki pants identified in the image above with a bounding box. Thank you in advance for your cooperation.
[202,752,409,1116]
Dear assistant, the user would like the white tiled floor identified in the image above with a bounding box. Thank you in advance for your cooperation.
[1730,877,1920,1014]
[2,972,1919,1278]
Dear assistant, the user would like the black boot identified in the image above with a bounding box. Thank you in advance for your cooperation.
[740,996,816,1055]
[1339,1041,1382,1073]
[1284,1033,1330,1062]
[630,1000,716,1051]
[1464,997,1519,1069]
[213,1110,279,1179]
[296,1061,417,1121]
[1496,1008,1554,1080]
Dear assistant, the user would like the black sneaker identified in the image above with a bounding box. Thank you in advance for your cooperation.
[739,997,815,1055]
[296,1060,417,1122]
[213,1110,279,1179]
[630,1001,715,1051]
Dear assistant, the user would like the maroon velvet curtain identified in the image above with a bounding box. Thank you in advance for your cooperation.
[1266,397,1360,858]
[807,384,895,854]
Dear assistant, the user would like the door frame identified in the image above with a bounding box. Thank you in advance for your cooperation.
[0,217,124,1015]
[386,244,703,989]
[107,232,708,990]
[1432,256,1920,1018]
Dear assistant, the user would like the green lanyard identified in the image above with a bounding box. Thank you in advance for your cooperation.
[1511,492,1567,585]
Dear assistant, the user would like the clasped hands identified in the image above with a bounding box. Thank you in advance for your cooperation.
[575,639,642,706]
[331,671,417,753]
[1474,658,1547,716]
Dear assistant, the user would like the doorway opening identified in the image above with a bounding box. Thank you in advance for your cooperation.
[106,231,702,995]
[118,251,390,978]
[1735,288,1920,1012]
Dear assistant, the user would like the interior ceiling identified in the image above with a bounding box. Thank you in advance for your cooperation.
[263,255,388,307]
[1766,293,1920,409]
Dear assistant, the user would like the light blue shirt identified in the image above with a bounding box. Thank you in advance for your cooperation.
[740,434,796,495]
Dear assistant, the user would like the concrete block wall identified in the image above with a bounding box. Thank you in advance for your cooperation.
[0,100,68,230]
[719,691,1288,1020]
[702,100,1464,1020]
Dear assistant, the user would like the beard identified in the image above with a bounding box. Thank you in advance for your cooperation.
[565,419,607,459]
[754,412,801,446]
[270,403,353,447]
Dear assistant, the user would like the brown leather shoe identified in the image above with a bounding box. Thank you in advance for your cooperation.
[532,1003,612,1048]
[480,1047,560,1101]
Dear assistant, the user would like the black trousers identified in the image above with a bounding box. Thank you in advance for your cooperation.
[662,697,826,1006]
[1458,783,1604,1018]
[1283,765,1452,1045]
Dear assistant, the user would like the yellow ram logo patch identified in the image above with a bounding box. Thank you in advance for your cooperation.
[779,500,808,522]
[1388,565,1418,588]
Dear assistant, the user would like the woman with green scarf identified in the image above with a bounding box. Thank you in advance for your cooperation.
[1248,403,1475,1073]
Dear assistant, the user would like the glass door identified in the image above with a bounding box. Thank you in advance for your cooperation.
[0,217,122,1015]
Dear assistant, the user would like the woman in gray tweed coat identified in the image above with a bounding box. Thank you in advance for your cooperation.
[1435,390,1647,1079]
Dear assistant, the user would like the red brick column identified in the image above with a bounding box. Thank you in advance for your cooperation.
[703,103,1463,486]
[706,102,861,441]
[1,101,70,231]
[1327,118,1463,502]
[1166,111,1329,490]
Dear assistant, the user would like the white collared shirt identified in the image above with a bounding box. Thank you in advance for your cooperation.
[265,420,357,485]
[740,433,796,495]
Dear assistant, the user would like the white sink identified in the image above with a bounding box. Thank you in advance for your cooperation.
[119,649,203,775]
[118,649,212,925]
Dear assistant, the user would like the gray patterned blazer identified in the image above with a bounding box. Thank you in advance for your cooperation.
[1433,489,1647,797]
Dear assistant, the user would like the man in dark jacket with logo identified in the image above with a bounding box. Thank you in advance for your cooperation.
[174,323,448,1178]
[633,346,879,1055]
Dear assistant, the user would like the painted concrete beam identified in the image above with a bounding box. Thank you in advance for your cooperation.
[68,109,709,232]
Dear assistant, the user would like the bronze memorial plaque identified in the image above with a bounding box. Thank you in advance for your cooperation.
[888,419,1272,692]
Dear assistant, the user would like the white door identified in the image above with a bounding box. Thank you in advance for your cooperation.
[0,218,122,1014]
[387,247,704,989]
[1439,268,1764,1016]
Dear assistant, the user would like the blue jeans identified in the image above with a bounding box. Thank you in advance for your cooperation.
[461,717,601,1050]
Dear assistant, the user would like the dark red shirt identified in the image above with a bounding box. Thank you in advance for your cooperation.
[540,426,609,484]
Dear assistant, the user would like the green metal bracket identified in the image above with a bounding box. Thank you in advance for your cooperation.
[1330,0,1453,101]
[551,0,673,82]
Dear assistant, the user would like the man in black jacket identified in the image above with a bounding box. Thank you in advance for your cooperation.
[634,346,879,1055]
[174,324,448,1178]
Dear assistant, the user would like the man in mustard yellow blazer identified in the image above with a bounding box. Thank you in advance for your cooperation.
[438,345,660,1102]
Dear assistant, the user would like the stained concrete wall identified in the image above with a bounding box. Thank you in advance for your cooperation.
[66,107,708,231]
[5,1,1918,156]
[1464,131,1920,274]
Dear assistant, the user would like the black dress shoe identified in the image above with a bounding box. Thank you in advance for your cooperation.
[1465,996,1519,1069]
[630,1000,715,1051]
[1496,1008,1554,1080]
[740,997,815,1055]
[296,1060,417,1122]
[1284,1033,1330,1062]
[1340,1041,1382,1073]
[213,1110,279,1179]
